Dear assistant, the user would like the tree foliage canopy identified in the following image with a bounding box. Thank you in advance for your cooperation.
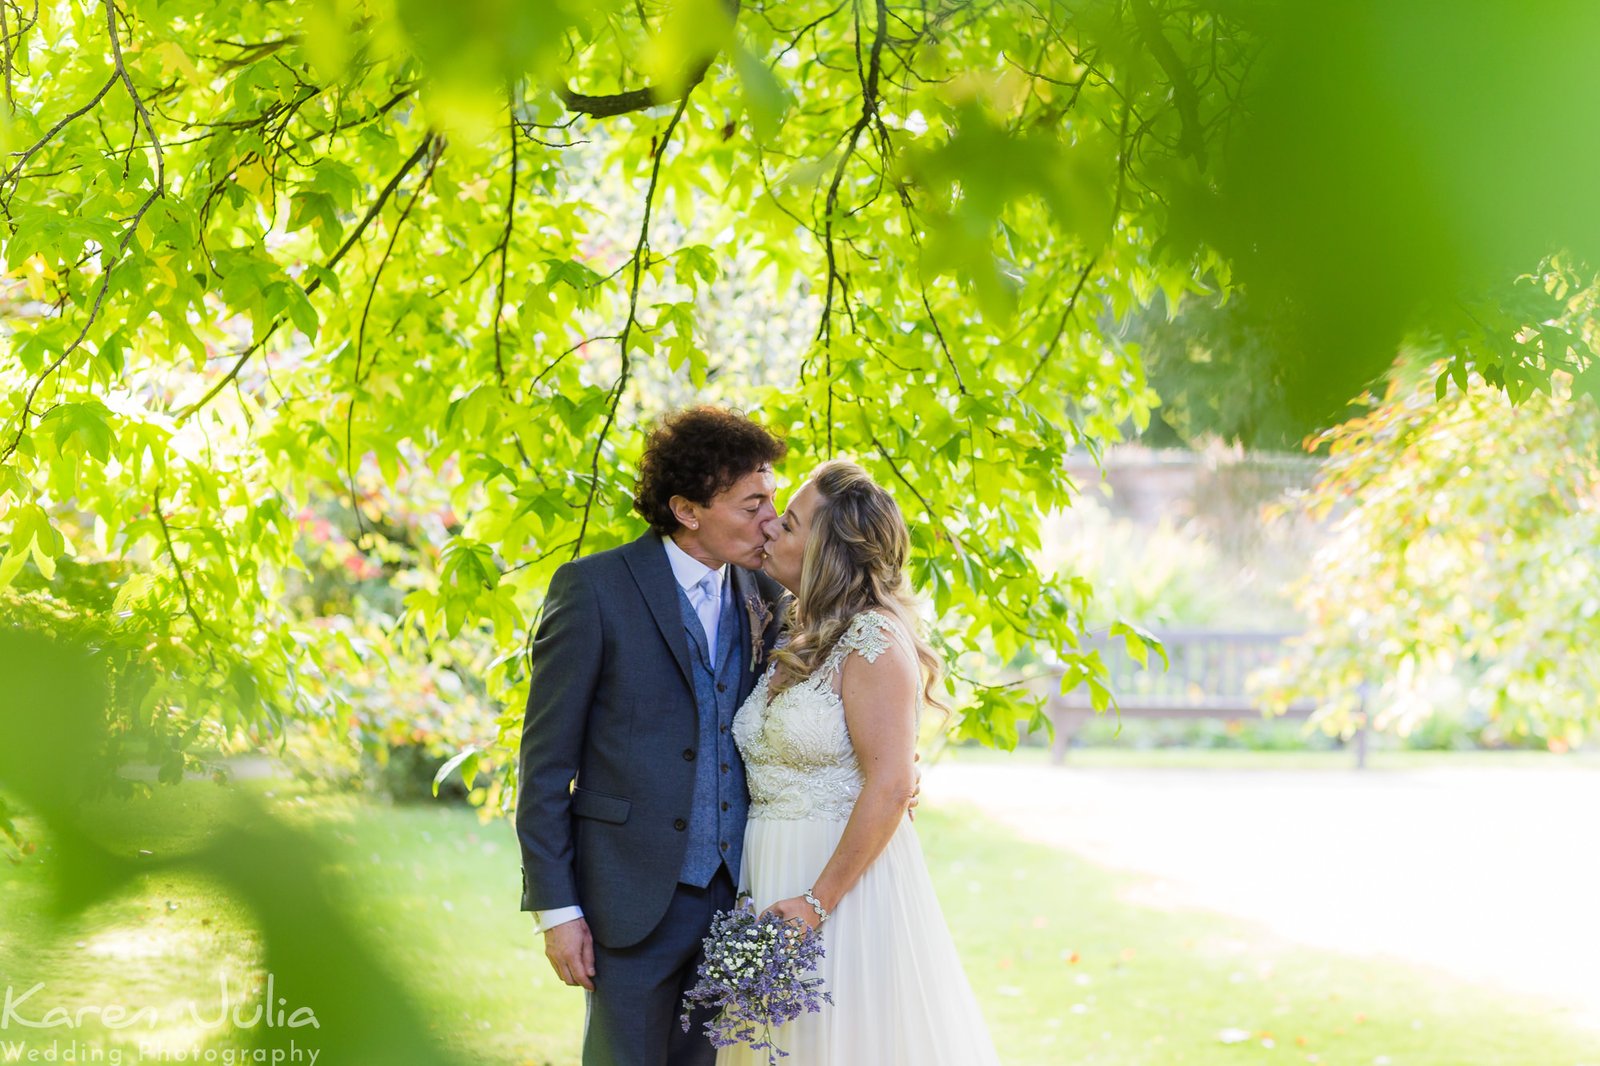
[7,1,1600,791]
[1256,359,1600,745]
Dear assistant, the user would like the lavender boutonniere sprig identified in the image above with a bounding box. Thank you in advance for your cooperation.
[680,899,831,1064]
[745,593,774,673]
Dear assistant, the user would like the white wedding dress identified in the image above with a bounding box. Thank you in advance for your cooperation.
[716,611,1002,1066]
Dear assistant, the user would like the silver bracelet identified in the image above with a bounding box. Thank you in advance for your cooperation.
[802,889,831,926]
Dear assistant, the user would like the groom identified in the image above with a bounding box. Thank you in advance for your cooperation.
[516,406,788,1065]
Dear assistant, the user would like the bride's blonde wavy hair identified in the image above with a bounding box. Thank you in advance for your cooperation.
[767,460,948,712]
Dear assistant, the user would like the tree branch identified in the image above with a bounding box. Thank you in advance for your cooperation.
[0,2,164,464]
[812,0,888,454]
[346,139,441,546]
[1128,0,1206,167]
[354,142,440,388]
[530,333,620,392]
[493,95,519,390]
[317,136,435,285]
[106,0,164,190]
[0,72,115,197]
[0,184,156,463]
[0,3,12,114]
[559,84,666,119]
[868,428,1033,584]
[1020,252,1099,392]
[571,93,694,560]
[560,0,741,118]
[153,485,218,662]
[178,133,440,419]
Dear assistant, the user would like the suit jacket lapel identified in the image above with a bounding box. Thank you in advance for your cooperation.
[623,533,694,692]
[732,567,782,703]
[719,574,746,676]
[680,583,711,668]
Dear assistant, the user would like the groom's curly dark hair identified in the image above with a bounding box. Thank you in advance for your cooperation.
[633,406,787,536]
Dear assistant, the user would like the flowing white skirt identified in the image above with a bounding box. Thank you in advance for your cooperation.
[714,814,1002,1066]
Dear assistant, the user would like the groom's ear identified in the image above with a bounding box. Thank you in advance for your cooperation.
[667,494,698,530]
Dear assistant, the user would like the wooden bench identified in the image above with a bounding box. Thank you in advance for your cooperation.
[1045,629,1369,767]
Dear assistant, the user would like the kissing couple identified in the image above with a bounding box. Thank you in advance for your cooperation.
[515,406,1001,1065]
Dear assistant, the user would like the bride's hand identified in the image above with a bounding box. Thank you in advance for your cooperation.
[763,896,823,933]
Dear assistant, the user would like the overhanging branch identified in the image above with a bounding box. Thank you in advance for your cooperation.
[1128,0,1206,167]
[178,132,441,419]
[559,0,742,119]
[558,84,671,119]
[571,92,694,560]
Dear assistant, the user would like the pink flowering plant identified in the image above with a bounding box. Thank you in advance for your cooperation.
[680,899,832,1063]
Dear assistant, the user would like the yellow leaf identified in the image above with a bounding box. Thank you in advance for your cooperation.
[20,255,55,302]
[28,540,55,581]
[0,548,26,591]
[153,253,179,290]
[232,162,267,199]
[152,41,202,83]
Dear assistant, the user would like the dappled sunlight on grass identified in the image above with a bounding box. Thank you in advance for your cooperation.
[6,775,1599,1065]
[1,844,266,1059]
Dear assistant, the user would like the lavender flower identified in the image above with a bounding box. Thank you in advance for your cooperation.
[680,898,832,1064]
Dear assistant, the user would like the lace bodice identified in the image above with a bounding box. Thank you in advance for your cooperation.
[732,611,909,821]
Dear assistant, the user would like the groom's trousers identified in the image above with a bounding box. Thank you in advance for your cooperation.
[583,865,736,1066]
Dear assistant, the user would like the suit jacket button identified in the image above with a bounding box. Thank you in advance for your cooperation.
[674,818,687,831]
[716,682,727,693]
[683,748,696,761]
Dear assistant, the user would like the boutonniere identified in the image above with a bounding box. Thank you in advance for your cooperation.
[745,593,774,673]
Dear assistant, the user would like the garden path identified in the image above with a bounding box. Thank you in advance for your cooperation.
[927,758,1600,1029]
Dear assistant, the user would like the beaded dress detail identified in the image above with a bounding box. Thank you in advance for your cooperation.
[732,611,900,821]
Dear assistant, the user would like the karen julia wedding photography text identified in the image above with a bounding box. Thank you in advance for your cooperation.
[1,973,320,1065]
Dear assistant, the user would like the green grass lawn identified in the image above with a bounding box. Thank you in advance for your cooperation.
[3,777,1597,1065]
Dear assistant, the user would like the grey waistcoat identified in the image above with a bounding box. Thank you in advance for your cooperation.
[674,575,749,887]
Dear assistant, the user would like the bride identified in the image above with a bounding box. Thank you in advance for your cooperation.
[717,460,1001,1065]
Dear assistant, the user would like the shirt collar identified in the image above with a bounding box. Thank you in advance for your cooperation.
[662,534,727,594]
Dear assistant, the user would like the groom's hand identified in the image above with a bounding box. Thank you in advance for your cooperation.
[543,916,596,990]
[908,751,923,821]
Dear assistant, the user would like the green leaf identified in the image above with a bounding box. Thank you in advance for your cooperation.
[544,258,604,293]
[1573,359,1600,408]
[0,548,27,591]
[731,42,791,142]
[432,746,481,797]
[284,287,320,340]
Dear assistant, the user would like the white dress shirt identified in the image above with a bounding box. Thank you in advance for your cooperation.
[665,533,727,651]
[532,535,728,935]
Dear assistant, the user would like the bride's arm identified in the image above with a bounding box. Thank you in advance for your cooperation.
[764,638,919,930]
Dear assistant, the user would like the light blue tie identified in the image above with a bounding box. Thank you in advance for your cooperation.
[691,571,721,652]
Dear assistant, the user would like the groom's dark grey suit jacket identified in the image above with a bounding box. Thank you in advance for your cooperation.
[516,532,785,949]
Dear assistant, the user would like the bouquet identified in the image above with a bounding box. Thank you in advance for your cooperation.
[679,898,832,1063]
